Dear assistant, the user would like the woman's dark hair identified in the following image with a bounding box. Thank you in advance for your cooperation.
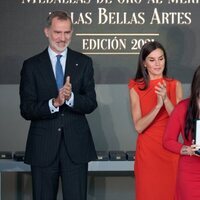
[184,65,200,140]
[134,41,168,90]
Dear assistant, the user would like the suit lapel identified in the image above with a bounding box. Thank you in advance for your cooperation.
[38,49,58,92]
[64,48,77,82]
[38,48,78,88]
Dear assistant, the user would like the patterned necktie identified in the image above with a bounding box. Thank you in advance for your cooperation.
[56,55,64,89]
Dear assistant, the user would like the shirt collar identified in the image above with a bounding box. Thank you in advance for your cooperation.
[48,47,68,59]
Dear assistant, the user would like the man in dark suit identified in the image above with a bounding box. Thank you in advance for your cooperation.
[20,10,97,200]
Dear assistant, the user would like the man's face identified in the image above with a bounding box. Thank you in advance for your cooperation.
[44,17,73,53]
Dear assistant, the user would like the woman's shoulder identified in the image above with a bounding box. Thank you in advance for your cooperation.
[164,77,181,84]
[169,98,189,118]
[128,79,136,89]
[128,79,144,89]
[175,98,189,110]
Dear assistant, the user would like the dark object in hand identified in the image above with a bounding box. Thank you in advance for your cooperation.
[195,149,200,155]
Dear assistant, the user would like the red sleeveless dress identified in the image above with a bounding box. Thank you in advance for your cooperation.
[129,78,179,200]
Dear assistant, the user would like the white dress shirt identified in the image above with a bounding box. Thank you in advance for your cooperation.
[47,47,74,113]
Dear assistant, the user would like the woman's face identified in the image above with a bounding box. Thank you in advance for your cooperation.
[143,48,165,80]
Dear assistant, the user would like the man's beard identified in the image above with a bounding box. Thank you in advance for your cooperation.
[49,40,70,53]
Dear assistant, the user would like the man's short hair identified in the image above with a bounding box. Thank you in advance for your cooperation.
[46,10,72,28]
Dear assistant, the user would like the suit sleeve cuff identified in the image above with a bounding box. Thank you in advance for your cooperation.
[65,92,74,107]
[49,99,59,113]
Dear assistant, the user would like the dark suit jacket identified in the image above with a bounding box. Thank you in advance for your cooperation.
[20,48,97,167]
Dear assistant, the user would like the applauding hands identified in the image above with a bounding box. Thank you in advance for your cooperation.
[53,76,72,107]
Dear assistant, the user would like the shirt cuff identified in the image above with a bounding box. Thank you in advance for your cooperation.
[65,92,74,107]
[49,99,59,113]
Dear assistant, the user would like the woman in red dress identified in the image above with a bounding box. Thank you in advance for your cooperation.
[164,65,200,200]
[129,41,183,200]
